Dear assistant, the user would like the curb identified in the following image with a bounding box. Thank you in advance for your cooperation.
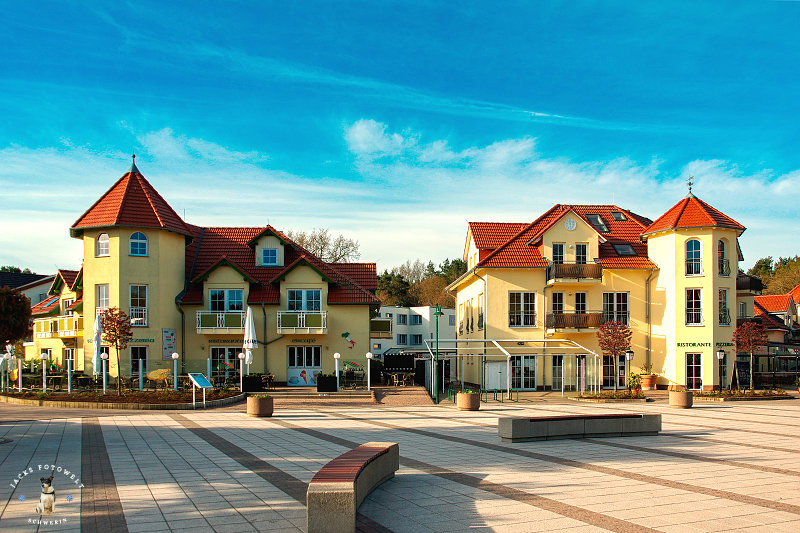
[0,393,246,410]
[571,397,649,403]
[693,395,793,402]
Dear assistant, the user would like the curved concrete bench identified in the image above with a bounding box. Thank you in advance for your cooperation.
[307,441,399,533]
[499,413,661,442]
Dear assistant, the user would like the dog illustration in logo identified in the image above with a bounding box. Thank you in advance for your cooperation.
[35,475,55,515]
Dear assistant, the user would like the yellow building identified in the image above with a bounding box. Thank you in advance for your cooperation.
[27,269,84,372]
[26,160,378,386]
[449,193,763,391]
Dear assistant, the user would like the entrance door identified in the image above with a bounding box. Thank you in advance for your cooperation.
[686,353,702,390]
[287,346,321,386]
[511,356,536,390]
[552,356,564,390]
[485,362,507,390]
[130,346,148,385]
[617,355,626,388]
[210,347,239,384]
[602,356,615,388]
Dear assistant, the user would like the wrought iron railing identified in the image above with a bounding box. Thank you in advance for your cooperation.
[718,258,731,277]
[548,262,602,280]
[719,307,731,326]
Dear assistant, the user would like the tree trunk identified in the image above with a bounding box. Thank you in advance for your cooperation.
[116,346,122,394]
[749,350,754,390]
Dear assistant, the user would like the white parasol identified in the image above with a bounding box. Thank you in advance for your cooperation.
[92,314,102,375]
[243,307,257,370]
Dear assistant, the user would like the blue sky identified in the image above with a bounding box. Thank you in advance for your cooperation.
[2,1,799,273]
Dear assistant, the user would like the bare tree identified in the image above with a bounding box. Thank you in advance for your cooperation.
[393,259,428,284]
[285,228,361,263]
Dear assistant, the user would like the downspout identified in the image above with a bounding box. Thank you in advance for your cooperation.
[177,303,186,374]
[471,270,487,389]
[645,268,655,368]
[261,303,268,372]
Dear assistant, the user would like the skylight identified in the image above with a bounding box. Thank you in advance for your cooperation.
[611,211,627,221]
[585,214,609,232]
[612,243,637,256]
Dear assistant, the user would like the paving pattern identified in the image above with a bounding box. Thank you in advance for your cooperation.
[1,398,800,532]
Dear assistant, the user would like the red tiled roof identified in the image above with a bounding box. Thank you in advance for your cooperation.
[468,222,528,250]
[180,226,378,306]
[753,301,790,331]
[754,294,793,314]
[788,284,800,303]
[476,205,656,270]
[57,269,80,291]
[31,295,60,316]
[643,194,745,236]
[71,165,192,237]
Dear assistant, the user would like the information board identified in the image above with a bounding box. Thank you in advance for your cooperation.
[162,329,177,360]
[732,361,750,389]
[188,373,213,388]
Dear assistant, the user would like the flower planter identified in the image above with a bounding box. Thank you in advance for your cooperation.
[668,390,693,409]
[456,392,480,411]
[247,396,273,417]
[640,374,657,391]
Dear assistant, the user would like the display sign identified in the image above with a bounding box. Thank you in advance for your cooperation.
[731,361,750,389]
[161,329,176,360]
[287,367,320,386]
[676,342,712,348]
[188,373,213,388]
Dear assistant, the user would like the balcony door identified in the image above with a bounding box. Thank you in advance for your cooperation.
[288,289,321,311]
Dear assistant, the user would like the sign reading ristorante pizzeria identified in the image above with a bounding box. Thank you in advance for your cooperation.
[676,342,736,348]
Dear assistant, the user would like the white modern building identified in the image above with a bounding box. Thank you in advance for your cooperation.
[370,305,456,356]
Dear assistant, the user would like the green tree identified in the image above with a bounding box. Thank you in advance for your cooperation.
[733,321,767,390]
[596,321,632,391]
[765,256,800,295]
[376,272,415,306]
[100,307,133,394]
[0,266,33,274]
[438,258,467,284]
[747,257,773,280]
[0,287,32,343]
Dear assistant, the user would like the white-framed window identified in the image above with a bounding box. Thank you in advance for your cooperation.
[575,292,587,314]
[385,313,393,318]
[602,292,629,325]
[287,289,321,311]
[739,301,746,318]
[130,346,148,379]
[552,292,564,314]
[130,232,148,256]
[686,353,702,390]
[449,315,456,327]
[288,346,321,367]
[96,284,109,314]
[686,288,703,325]
[509,292,536,327]
[130,285,148,326]
[210,289,244,312]
[41,348,52,359]
[397,314,408,325]
[686,239,702,276]
[717,240,730,276]
[411,334,423,345]
[261,248,278,265]
[575,243,588,264]
[397,334,408,345]
[410,315,422,325]
[63,348,75,364]
[552,243,565,264]
[96,233,110,257]
[62,298,74,315]
[718,289,730,325]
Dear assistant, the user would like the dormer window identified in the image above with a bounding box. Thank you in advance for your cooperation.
[96,233,110,257]
[612,244,636,256]
[262,248,278,266]
[130,232,148,256]
[610,211,627,221]
[585,214,609,232]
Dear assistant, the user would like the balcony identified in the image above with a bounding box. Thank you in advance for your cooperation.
[547,262,603,284]
[130,307,148,327]
[370,317,393,339]
[33,315,84,339]
[196,311,245,334]
[736,272,764,295]
[277,311,327,334]
[719,308,731,326]
[546,311,629,331]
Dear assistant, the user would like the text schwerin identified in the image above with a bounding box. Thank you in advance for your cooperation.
[9,464,84,489]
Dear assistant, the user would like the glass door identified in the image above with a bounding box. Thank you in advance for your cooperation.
[687,353,702,390]
[602,356,615,388]
[511,356,536,390]
[130,346,148,384]
[287,346,322,386]
[552,355,563,390]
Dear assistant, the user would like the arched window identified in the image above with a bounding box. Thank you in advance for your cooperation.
[96,233,109,257]
[685,239,701,276]
[718,240,730,276]
[130,232,148,256]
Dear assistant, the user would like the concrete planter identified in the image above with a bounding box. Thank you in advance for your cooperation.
[456,392,480,411]
[668,390,693,409]
[640,374,658,391]
[247,396,274,417]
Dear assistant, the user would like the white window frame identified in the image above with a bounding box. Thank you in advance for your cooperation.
[130,285,148,327]
[602,292,629,325]
[96,284,109,315]
[575,243,588,264]
[96,233,110,257]
[718,289,730,326]
[739,301,746,318]
[261,248,278,265]
[686,288,703,325]
[210,289,245,312]
[287,346,321,367]
[287,289,321,311]
[397,334,408,345]
[686,239,702,276]
[552,243,565,264]
[686,353,702,390]
[411,334,423,345]
[552,292,564,314]
[509,291,536,327]
[130,232,148,256]
[410,314,422,325]
[575,292,587,314]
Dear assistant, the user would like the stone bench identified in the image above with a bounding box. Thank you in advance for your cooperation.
[307,441,399,533]
[498,413,661,442]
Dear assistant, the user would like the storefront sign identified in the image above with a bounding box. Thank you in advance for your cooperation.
[676,342,711,348]
[208,339,238,344]
[162,329,177,361]
[291,338,318,344]
[132,338,155,343]
[715,342,734,347]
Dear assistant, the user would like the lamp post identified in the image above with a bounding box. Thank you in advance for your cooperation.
[100,352,109,394]
[716,350,726,391]
[40,351,49,391]
[237,352,245,392]
[333,352,341,391]
[625,349,634,390]
[172,352,180,391]
[433,304,444,404]
[2,352,10,392]
[366,352,373,391]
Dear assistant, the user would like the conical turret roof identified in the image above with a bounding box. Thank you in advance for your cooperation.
[642,194,744,236]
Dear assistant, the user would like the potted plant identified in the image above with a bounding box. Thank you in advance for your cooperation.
[316,373,337,393]
[627,373,642,394]
[246,394,273,417]
[668,384,693,409]
[456,389,480,411]
[794,377,800,395]
[639,362,658,390]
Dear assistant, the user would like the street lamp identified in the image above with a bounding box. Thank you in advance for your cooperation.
[433,304,444,404]
[2,352,11,392]
[625,350,634,390]
[40,351,49,392]
[366,352,373,391]
[237,352,245,392]
[171,352,180,391]
[100,352,109,394]
[333,352,341,391]
[716,350,726,391]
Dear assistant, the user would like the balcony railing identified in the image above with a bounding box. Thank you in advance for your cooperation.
[370,317,393,338]
[196,310,245,333]
[546,311,628,329]
[547,262,603,282]
[277,311,327,334]
[130,307,148,327]
[718,258,731,277]
[736,273,764,294]
[719,307,731,326]
[33,315,84,339]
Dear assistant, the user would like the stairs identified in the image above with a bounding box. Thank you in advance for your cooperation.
[262,387,375,400]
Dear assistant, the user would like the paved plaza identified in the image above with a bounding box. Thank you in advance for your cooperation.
[2,397,800,532]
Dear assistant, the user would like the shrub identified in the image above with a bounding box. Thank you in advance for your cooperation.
[627,373,642,391]
[250,394,271,398]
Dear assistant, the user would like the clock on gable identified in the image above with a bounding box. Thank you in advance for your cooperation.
[564,218,577,231]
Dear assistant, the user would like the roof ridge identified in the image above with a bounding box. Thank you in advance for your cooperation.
[476,205,564,267]
[71,173,129,229]
[135,174,167,229]
[114,174,135,226]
